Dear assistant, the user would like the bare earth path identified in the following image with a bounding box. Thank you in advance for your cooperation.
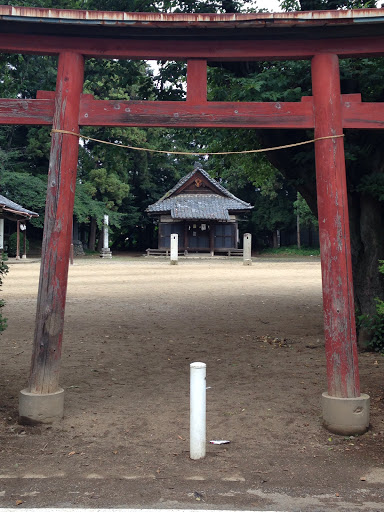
[0,256,383,511]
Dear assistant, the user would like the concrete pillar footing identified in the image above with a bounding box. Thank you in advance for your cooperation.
[322,391,370,435]
[19,388,64,425]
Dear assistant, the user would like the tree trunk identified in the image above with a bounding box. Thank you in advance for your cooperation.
[297,214,301,249]
[97,229,103,252]
[349,191,384,346]
[89,217,97,252]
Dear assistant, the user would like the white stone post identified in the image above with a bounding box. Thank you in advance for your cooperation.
[100,214,112,258]
[170,233,178,265]
[20,222,27,259]
[243,232,252,266]
[190,362,206,460]
[0,219,4,252]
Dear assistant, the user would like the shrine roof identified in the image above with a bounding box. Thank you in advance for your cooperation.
[147,166,253,221]
[0,194,39,220]
[0,5,384,41]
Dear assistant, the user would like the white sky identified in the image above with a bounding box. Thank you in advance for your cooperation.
[257,0,282,11]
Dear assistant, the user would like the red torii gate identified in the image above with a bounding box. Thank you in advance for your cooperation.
[1,6,381,433]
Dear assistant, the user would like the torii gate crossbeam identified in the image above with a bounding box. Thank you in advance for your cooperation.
[1,5,379,434]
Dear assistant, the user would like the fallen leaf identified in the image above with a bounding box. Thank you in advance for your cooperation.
[360,477,367,481]
[15,500,23,506]
[177,435,185,441]
[68,451,76,456]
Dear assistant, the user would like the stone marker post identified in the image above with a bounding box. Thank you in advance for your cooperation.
[20,222,27,259]
[170,233,178,265]
[243,233,252,266]
[100,214,112,258]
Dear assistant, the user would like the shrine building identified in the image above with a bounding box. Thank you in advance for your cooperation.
[146,164,253,256]
[0,194,39,258]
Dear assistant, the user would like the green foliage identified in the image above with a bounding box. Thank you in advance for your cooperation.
[7,232,29,257]
[358,308,384,353]
[0,258,9,333]
[357,261,384,353]
[294,193,318,228]
[0,170,46,228]
[260,246,320,256]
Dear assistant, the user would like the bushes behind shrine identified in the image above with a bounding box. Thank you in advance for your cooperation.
[7,232,29,257]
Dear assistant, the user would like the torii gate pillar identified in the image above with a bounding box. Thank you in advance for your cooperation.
[312,54,369,434]
[19,52,84,424]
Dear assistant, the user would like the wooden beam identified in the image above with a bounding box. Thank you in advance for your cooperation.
[1,33,384,60]
[28,51,84,395]
[2,93,384,129]
[79,97,315,128]
[0,99,54,125]
[343,102,384,129]
[187,60,207,104]
[312,53,360,399]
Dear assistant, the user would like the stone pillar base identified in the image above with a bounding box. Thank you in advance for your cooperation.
[243,259,252,266]
[170,259,178,265]
[19,388,64,425]
[322,392,370,435]
[100,248,112,258]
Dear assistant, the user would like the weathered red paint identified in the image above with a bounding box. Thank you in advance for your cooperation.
[1,33,384,60]
[311,53,360,399]
[79,97,315,128]
[3,94,384,130]
[0,98,54,125]
[28,51,84,394]
[0,5,381,22]
[187,60,207,104]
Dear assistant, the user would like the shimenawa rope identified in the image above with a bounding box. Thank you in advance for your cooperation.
[50,129,344,156]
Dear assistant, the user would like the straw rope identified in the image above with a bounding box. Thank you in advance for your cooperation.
[51,129,344,156]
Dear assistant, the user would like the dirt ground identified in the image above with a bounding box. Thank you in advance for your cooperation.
[0,255,384,511]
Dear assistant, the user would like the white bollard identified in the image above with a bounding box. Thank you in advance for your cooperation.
[243,232,252,265]
[170,233,178,265]
[190,362,206,460]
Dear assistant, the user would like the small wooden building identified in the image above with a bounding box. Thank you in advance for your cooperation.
[146,165,253,255]
[0,194,39,258]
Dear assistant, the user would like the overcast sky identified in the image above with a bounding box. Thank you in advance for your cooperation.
[257,0,282,10]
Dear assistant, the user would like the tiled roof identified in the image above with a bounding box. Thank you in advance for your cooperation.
[0,194,39,218]
[147,166,253,220]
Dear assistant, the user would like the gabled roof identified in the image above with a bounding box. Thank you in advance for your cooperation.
[0,194,39,220]
[147,165,253,221]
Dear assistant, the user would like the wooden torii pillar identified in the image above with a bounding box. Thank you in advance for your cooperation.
[311,54,369,434]
[1,7,380,433]
[19,52,84,423]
